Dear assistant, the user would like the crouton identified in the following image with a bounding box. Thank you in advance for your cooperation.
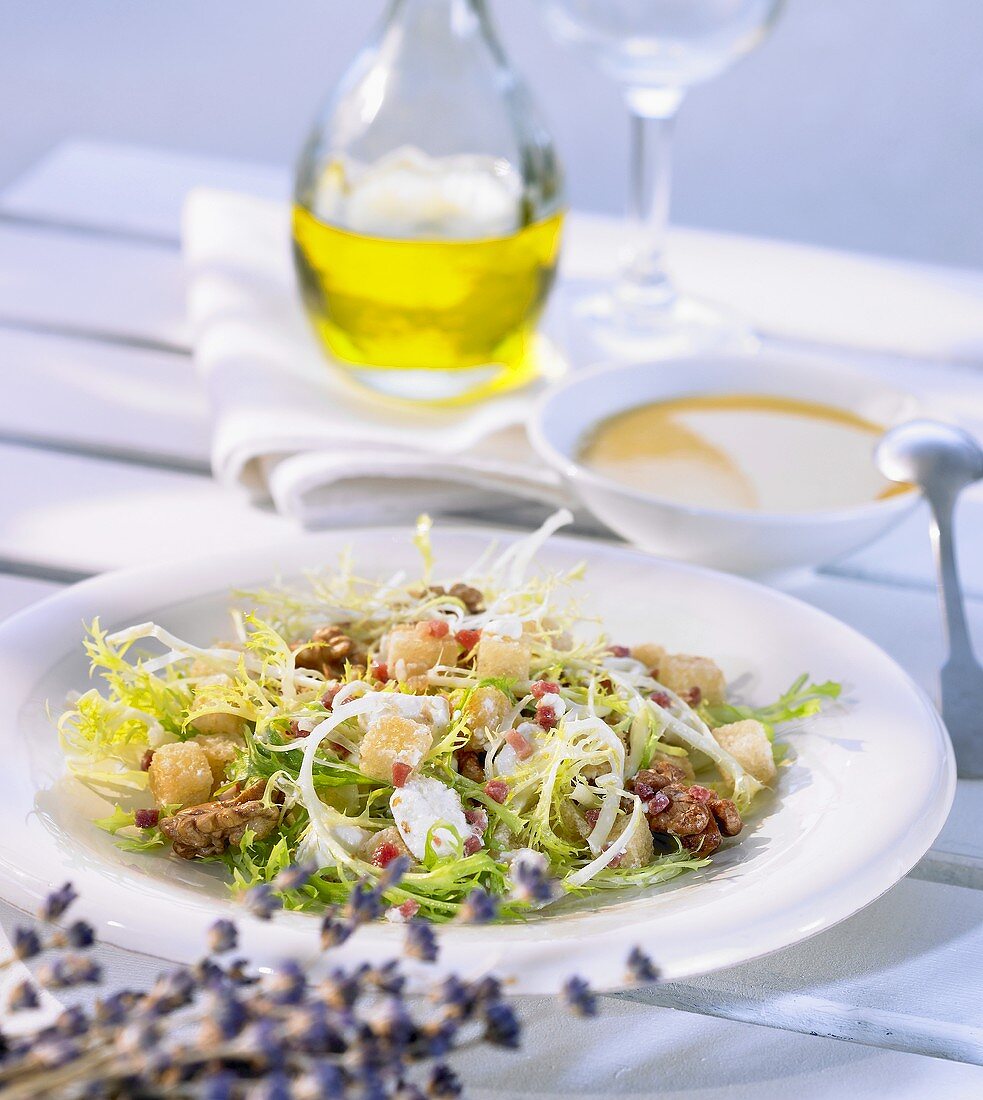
[189,711,248,739]
[192,733,243,785]
[659,653,727,706]
[557,800,592,844]
[463,685,512,745]
[712,719,776,784]
[386,623,461,686]
[148,741,214,809]
[476,634,531,682]
[631,643,667,675]
[359,714,433,784]
[608,810,655,869]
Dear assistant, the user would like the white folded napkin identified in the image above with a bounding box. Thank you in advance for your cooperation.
[182,188,572,526]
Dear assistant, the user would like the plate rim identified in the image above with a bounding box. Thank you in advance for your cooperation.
[0,525,956,990]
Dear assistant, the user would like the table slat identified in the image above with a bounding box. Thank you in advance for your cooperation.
[625,877,983,1064]
[0,327,209,468]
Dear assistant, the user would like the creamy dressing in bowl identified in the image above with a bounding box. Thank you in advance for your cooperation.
[578,393,912,514]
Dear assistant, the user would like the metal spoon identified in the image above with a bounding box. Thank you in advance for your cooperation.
[876,419,983,778]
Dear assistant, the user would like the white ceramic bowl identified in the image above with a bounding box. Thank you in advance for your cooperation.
[530,353,924,575]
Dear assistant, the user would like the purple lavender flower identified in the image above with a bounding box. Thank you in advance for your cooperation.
[12,927,42,961]
[39,882,77,922]
[207,918,239,955]
[266,960,306,1006]
[7,980,39,1012]
[428,1063,464,1099]
[272,862,317,893]
[37,954,102,989]
[321,913,355,949]
[561,975,597,1017]
[244,883,282,921]
[456,886,498,924]
[63,920,95,949]
[626,945,660,983]
[403,919,438,963]
[482,1000,521,1048]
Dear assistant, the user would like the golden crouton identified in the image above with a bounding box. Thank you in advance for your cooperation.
[476,634,531,682]
[192,733,243,785]
[189,711,248,739]
[659,653,726,706]
[608,810,655,869]
[359,825,413,865]
[463,686,512,744]
[387,623,460,685]
[557,800,592,844]
[359,714,433,783]
[631,643,667,675]
[712,719,776,784]
[148,741,214,809]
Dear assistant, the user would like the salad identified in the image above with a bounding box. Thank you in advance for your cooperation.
[57,513,838,922]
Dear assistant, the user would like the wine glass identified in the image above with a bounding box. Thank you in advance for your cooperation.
[540,0,785,357]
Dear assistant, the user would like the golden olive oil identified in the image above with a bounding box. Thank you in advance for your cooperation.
[292,205,564,387]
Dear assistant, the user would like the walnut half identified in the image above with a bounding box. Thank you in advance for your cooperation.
[159,780,281,859]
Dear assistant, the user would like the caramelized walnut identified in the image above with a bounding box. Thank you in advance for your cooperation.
[292,625,363,679]
[159,780,282,859]
[630,772,743,858]
[427,583,485,615]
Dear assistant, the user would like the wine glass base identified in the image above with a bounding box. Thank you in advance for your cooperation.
[575,290,758,360]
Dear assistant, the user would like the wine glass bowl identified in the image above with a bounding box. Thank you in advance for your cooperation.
[541,0,785,93]
[540,0,785,357]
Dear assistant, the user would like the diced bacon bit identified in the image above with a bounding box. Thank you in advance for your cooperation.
[688,785,714,803]
[372,841,402,868]
[606,851,623,869]
[484,779,510,804]
[370,661,390,682]
[391,762,413,788]
[647,790,670,814]
[321,682,342,709]
[463,835,482,856]
[420,619,450,638]
[505,729,534,759]
[140,749,155,772]
[285,720,309,740]
[535,703,558,731]
[530,680,560,699]
[465,807,488,834]
[386,898,420,923]
[135,808,159,829]
[328,741,349,757]
[584,808,601,829]
[684,686,703,706]
[649,691,672,708]
[455,628,481,652]
[609,645,631,658]
[649,667,661,680]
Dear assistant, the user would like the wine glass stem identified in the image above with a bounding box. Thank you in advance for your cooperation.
[620,91,683,310]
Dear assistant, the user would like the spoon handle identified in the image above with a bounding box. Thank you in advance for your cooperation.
[927,489,975,662]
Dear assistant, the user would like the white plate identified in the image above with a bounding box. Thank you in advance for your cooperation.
[0,528,954,992]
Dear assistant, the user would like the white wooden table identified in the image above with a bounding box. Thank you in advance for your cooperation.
[1,141,982,1099]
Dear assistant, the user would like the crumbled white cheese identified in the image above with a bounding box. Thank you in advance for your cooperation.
[537,692,566,716]
[389,775,469,860]
[356,692,450,733]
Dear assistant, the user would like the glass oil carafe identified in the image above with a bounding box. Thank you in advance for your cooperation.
[292,0,564,402]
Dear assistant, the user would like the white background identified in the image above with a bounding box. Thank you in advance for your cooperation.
[2,0,982,269]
